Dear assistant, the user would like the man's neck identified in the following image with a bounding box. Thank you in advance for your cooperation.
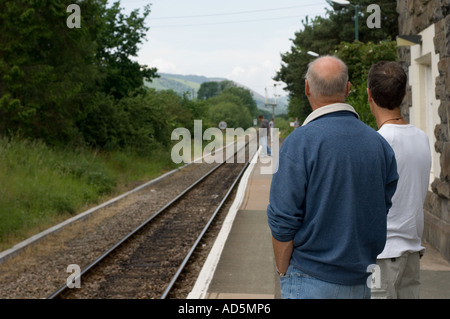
[310,99,346,111]
[375,108,408,129]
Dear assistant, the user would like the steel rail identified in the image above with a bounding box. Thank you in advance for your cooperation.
[47,139,254,299]
[160,155,252,299]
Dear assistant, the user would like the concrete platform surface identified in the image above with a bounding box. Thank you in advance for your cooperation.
[189,150,450,299]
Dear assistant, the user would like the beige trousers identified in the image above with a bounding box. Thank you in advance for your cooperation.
[371,251,421,299]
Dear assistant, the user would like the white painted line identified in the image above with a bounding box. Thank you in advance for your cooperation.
[187,146,262,299]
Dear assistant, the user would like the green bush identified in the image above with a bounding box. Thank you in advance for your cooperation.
[79,89,197,155]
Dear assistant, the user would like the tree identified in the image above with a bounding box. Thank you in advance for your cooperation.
[197,82,221,100]
[205,87,255,129]
[197,80,242,101]
[325,0,398,44]
[221,86,258,117]
[207,102,252,130]
[96,1,157,100]
[79,89,183,154]
[335,40,398,85]
[274,49,314,122]
[0,0,103,144]
[275,0,399,122]
[335,40,398,129]
[0,0,159,146]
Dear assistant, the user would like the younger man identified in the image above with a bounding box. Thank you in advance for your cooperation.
[368,61,432,299]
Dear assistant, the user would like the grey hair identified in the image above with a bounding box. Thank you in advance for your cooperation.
[305,55,349,97]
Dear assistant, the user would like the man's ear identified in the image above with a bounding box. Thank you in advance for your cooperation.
[344,81,351,98]
[367,87,373,102]
[367,87,377,116]
[305,79,310,97]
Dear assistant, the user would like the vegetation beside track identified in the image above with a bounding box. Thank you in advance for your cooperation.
[0,136,179,251]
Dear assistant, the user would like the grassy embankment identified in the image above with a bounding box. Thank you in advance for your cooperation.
[0,136,180,251]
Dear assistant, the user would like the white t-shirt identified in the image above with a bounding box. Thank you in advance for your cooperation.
[377,124,432,259]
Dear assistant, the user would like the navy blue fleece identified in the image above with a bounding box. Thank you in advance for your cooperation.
[267,111,398,285]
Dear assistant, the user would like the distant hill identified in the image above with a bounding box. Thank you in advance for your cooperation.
[144,72,288,115]
[144,73,225,97]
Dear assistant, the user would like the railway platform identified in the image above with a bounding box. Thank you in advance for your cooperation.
[188,149,450,300]
[188,149,277,299]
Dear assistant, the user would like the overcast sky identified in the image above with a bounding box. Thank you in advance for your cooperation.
[121,0,332,96]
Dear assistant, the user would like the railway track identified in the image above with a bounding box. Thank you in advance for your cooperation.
[46,141,254,299]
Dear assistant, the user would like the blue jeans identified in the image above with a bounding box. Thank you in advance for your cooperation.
[280,265,371,299]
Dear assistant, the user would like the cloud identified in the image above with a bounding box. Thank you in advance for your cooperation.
[262,59,275,70]
[228,66,246,78]
[223,58,284,96]
[139,44,285,96]
[151,58,177,73]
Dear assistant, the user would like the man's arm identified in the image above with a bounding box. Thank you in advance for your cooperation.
[267,137,306,275]
[272,237,293,274]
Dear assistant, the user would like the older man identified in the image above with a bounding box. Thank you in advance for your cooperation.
[267,56,399,299]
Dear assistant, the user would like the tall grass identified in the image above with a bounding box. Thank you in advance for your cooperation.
[0,136,179,250]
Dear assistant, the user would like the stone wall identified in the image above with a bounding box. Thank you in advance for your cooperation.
[397,0,450,261]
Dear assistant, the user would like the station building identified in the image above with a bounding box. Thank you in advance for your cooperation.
[396,0,450,261]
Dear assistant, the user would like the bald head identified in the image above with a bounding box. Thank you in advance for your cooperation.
[305,56,349,101]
